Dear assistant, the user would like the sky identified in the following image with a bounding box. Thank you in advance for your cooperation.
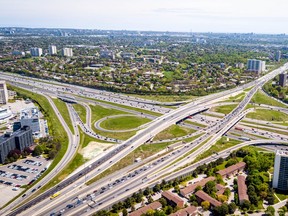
[0,0,288,34]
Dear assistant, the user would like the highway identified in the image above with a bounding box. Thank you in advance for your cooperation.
[1,63,288,215]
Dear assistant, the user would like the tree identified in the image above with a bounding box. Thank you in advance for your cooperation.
[122,208,128,216]
[218,194,228,203]
[204,181,216,196]
[214,203,229,216]
[228,202,237,214]
[33,145,43,156]
[159,198,167,207]
[201,201,210,211]
[48,149,57,159]
[265,206,275,216]
[241,200,251,211]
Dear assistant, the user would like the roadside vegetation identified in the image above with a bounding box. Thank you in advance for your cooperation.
[246,109,288,122]
[52,98,74,134]
[210,104,237,114]
[251,90,287,108]
[153,125,196,141]
[127,94,197,102]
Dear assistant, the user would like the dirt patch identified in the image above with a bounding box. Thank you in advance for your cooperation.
[80,141,114,160]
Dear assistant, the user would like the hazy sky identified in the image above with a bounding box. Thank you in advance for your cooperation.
[1,0,287,33]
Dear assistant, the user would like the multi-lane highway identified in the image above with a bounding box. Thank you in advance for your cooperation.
[1,62,288,215]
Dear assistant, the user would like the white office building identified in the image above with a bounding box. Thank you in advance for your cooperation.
[273,150,288,191]
[30,47,43,57]
[0,80,8,104]
[48,45,57,55]
[61,48,73,57]
[247,59,266,73]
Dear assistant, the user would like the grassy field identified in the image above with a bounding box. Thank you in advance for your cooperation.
[6,86,69,204]
[224,92,246,102]
[246,109,288,122]
[153,125,196,141]
[100,116,151,131]
[73,103,87,124]
[86,141,175,185]
[78,95,162,117]
[52,98,74,134]
[195,138,242,162]
[90,105,137,140]
[184,120,206,128]
[210,104,237,114]
[251,91,287,108]
[127,94,197,102]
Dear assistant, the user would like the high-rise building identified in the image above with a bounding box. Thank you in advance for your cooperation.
[247,59,266,73]
[48,45,57,55]
[275,51,281,62]
[0,80,8,104]
[273,150,288,191]
[30,47,43,57]
[0,126,33,164]
[279,73,288,87]
[61,48,73,57]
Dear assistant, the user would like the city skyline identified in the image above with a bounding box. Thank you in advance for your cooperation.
[1,0,288,34]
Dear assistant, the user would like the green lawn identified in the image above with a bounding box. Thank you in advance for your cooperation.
[153,125,196,141]
[211,104,237,114]
[73,103,87,124]
[86,141,175,185]
[100,116,151,131]
[246,109,288,122]
[251,91,287,108]
[195,138,242,162]
[90,105,137,140]
[184,120,206,128]
[52,98,74,134]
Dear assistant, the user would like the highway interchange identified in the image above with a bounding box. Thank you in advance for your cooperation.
[0,62,287,216]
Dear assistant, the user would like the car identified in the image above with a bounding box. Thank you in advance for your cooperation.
[22,194,27,197]
[66,204,74,209]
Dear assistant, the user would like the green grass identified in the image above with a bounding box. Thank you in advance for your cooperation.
[184,120,206,128]
[153,125,196,141]
[195,138,242,162]
[86,142,174,185]
[222,92,246,102]
[52,98,74,134]
[73,103,87,124]
[78,95,162,117]
[182,133,205,143]
[100,116,151,131]
[275,191,288,201]
[90,105,137,140]
[210,104,238,114]
[251,91,287,108]
[5,85,69,206]
[246,109,288,122]
[127,94,197,102]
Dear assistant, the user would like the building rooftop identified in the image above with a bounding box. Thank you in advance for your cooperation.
[195,190,221,207]
[20,108,39,119]
[180,176,216,197]
[0,126,31,144]
[216,162,246,177]
[129,201,162,216]
[237,175,249,202]
[170,205,197,216]
[162,191,184,206]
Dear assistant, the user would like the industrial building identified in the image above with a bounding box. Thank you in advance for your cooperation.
[19,108,40,134]
[0,126,33,164]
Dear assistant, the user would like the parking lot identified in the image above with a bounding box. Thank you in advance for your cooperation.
[0,156,50,187]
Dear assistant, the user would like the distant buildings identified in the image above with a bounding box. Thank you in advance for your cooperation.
[273,150,288,191]
[0,80,9,104]
[279,73,288,87]
[12,50,25,56]
[0,126,33,164]
[30,47,43,57]
[275,51,281,62]
[62,48,73,57]
[247,59,266,73]
[48,45,57,55]
[100,49,115,60]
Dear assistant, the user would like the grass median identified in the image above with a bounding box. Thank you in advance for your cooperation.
[153,125,196,141]
[100,116,150,131]
[251,90,287,108]
[52,98,74,134]
[73,103,87,124]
